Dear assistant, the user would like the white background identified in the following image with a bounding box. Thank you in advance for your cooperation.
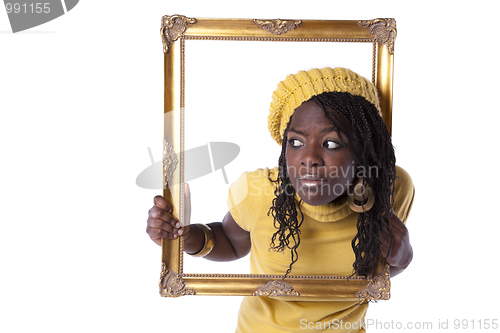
[1,1,499,332]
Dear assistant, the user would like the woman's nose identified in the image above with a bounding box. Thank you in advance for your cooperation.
[301,146,324,167]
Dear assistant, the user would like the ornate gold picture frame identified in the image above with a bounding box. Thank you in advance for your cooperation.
[160,15,396,299]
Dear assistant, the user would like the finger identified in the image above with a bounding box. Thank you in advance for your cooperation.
[181,225,191,236]
[154,195,173,213]
[148,212,188,236]
[148,215,182,239]
[391,226,404,239]
[390,220,407,237]
[148,217,178,233]
[147,226,179,241]
[379,220,392,239]
[379,241,390,258]
[380,234,399,259]
[379,233,392,248]
[149,206,179,226]
[379,223,399,247]
[389,209,406,230]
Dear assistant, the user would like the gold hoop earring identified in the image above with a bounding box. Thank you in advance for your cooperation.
[348,178,375,213]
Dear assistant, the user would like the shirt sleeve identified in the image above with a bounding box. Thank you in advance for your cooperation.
[227,168,273,232]
[393,165,415,224]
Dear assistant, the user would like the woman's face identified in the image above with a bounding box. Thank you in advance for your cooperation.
[285,100,357,206]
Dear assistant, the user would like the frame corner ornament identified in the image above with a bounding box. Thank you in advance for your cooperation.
[162,139,178,187]
[358,18,396,54]
[253,18,302,35]
[356,263,391,300]
[159,262,195,297]
[161,14,197,53]
[253,280,300,297]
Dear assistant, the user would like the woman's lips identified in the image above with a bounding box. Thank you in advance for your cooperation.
[298,176,327,188]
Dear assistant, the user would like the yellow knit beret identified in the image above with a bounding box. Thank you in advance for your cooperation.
[268,67,381,145]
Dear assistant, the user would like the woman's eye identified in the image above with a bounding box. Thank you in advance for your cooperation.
[289,139,303,147]
[324,140,340,149]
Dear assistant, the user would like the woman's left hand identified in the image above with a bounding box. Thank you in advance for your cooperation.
[379,209,413,277]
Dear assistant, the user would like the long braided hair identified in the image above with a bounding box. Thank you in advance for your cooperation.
[267,91,396,277]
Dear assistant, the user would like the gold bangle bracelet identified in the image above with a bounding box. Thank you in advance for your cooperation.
[187,224,215,258]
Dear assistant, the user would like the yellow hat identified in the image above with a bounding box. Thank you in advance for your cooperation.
[268,67,381,145]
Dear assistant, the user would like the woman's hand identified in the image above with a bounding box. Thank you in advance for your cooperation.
[146,195,188,246]
[145,184,250,261]
[379,209,413,277]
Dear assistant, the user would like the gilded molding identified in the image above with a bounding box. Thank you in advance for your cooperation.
[253,18,302,35]
[358,18,396,54]
[356,263,391,300]
[160,17,396,299]
[253,280,300,297]
[162,139,178,187]
[161,15,197,53]
[159,262,195,297]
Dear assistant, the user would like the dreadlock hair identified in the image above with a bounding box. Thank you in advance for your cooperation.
[268,119,304,277]
[267,91,396,277]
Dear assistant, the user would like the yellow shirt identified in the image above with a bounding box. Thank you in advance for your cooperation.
[227,165,415,333]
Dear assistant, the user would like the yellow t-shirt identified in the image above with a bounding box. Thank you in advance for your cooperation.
[227,165,415,333]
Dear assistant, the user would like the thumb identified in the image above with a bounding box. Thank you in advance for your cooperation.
[154,195,172,213]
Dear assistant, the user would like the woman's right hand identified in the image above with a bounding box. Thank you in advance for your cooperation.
[146,195,188,246]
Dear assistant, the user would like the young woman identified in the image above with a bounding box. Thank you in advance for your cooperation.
[147,67,415,332]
